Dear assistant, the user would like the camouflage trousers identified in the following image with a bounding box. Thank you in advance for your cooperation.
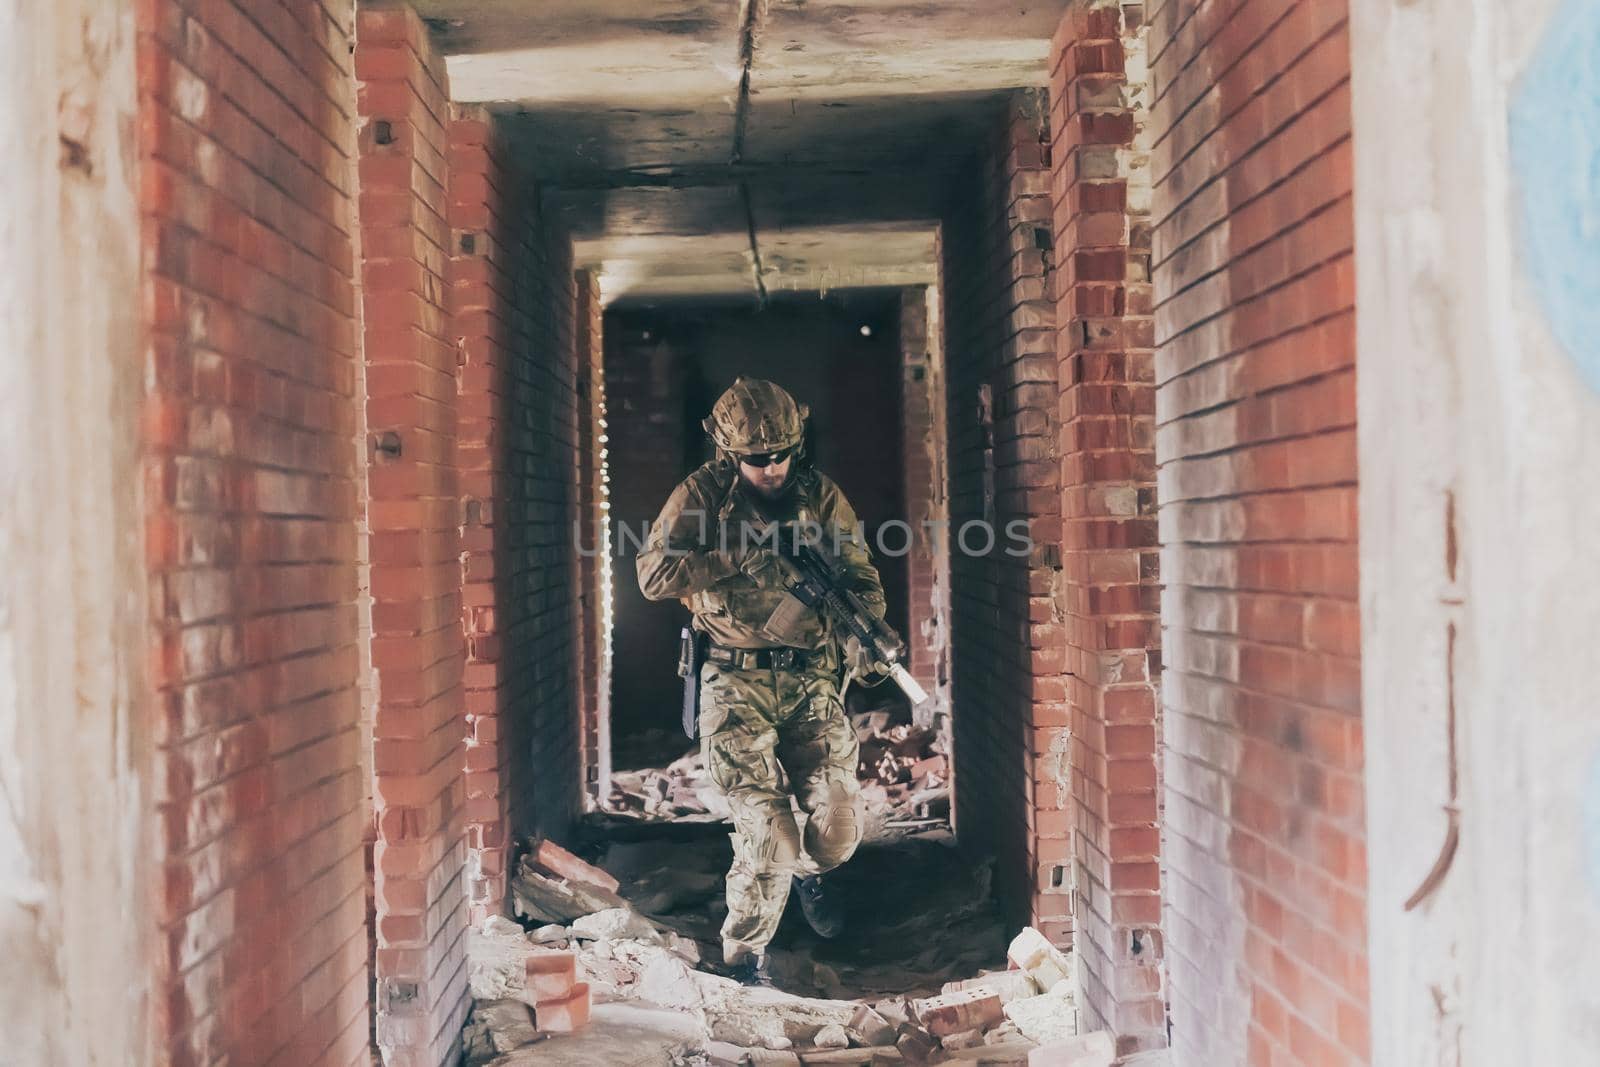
[698,657,864,964]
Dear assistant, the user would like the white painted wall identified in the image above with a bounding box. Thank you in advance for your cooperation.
[1353,0,1600,1062]
[0,1,151,1063]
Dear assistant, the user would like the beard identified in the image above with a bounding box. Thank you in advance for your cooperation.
[741,466,794,503]
[744,472,791,500]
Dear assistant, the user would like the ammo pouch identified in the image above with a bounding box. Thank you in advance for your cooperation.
[677,626,708,739]
[760,591,812,646]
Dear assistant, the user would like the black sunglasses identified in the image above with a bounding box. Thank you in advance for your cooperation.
[739,448,793,468]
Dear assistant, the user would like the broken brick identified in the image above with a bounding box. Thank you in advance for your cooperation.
[895,1023,938,1064]
[941,1028,984,1050]
[911,988,1005,1037]
[942,969,1039,1004]
[533,980,591,1033]
[848,1003,898,1046]
[1007,926,1072,993]
[522,949,576,1002]
[531,837,620,893]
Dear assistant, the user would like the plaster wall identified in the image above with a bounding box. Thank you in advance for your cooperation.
[0,1,151,1063]
[1353,0,1600,1062]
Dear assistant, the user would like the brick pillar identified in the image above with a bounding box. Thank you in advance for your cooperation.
[449,107,586,916]
[898,286,951,728]
[355,10,469,1064]
[448,109,510,926]
[1049,3,1167,1056]
[573,272,612,803]
[138,0,369,1062]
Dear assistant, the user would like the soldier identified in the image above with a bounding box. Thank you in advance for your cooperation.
[636,377,888,986]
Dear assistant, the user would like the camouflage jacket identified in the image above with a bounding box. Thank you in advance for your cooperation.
[635,460,886,651]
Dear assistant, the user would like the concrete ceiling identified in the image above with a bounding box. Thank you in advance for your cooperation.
[410,0,1068,303]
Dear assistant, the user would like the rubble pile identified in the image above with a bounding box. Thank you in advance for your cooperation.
[606,714,951,837]
[462,828,1112,1065]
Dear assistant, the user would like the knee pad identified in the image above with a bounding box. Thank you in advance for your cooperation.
[767,813,802,868]
[736,799,801,872]
[810,799,863,864]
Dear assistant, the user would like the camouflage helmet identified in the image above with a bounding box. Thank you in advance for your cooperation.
[702,377,809,456]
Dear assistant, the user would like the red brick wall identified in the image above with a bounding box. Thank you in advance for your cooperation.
[1146,1,1365,1064]
[137,0,369,1063]
[940,91,1066,938]
[355,10,468,1064]
[449,108,586,910]
[898,287,950,722]
[1047,5,1166,1054]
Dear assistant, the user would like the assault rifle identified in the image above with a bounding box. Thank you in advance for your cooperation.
[763,531,929,707]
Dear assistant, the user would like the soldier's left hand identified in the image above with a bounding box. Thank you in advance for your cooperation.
[844,635,891,686]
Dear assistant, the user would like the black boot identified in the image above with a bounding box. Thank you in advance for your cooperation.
[791,873,846,939]
[726,953,773,987]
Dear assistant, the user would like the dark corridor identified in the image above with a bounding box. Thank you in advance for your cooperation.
[603,290,910,768]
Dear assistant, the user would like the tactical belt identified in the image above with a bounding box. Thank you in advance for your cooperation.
[706,644,816,672]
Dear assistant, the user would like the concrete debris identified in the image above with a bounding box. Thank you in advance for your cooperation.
[705,1040,759,1066]
[874,1000,910,1029]
[488,1002,709,1066]
[461,1000,539,1065]
[620,942,704,1011]
[813,1023,851,1049]
[467,916,542,1001]
[668,930,704,964]
[939,1028,984,1050]
[572,936,702,1009]
[943,1038,1033,1064]
[571,906,667,944]
[575,951,630,1002]
[512,857,630,923]
[462,757,1084,1063]
[1001,986,1078,1046]
[1006,927,1072,994]
[1027,1031,1114,1066]
[531,922,570,945]
[799,1051,900,1065]
[984,1021,1025,1045]
[693,970,862,1049]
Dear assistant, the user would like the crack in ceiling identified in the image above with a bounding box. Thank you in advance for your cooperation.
[408,0,1071,301]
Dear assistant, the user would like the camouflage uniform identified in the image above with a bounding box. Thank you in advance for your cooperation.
[636,379,884,964]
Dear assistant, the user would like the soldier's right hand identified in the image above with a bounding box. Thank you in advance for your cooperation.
[708,536,778,589]
[715,523,785,588]
[735,545,785,589]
